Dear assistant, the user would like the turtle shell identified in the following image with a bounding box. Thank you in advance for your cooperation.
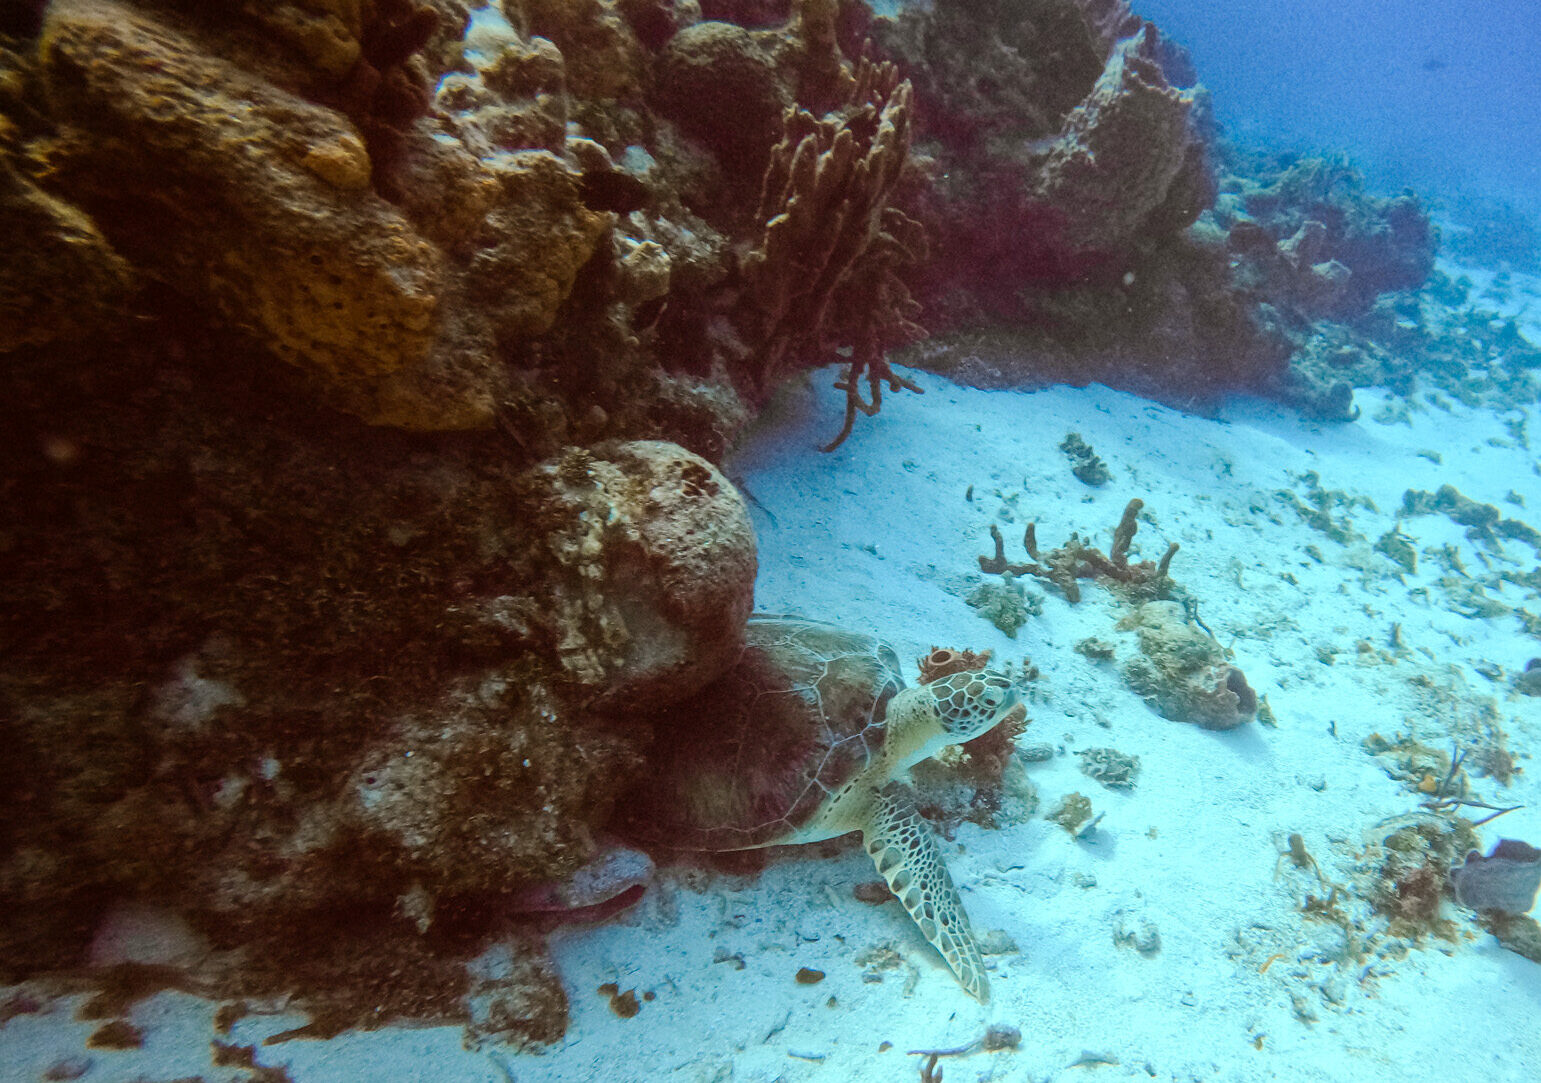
[621,615,903,850]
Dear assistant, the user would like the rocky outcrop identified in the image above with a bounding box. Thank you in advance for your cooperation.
[1118,601,1257,730]
[518,440,758,710]
[1029,26,1213,257]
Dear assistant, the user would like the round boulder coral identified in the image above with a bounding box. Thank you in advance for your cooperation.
[651,20,789,174]
[524,440,757,710]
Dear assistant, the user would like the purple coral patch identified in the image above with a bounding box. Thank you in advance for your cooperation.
[511,843,655,926]
[1452,839,1541,915]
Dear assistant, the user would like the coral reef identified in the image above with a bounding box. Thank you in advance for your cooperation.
[0,315,729,1040]
[4,0,1457,458]
[0,0,932,1040]
[875,0,1203,291]
[864,2,1442,417]
[0,0,1495,1049]
[652,19,789,171]
[32,0,513,431]
[1219,151,1435,316]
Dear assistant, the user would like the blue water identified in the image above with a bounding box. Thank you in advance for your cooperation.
[1133,0,1541,218]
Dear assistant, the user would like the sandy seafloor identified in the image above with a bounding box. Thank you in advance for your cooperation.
[5,260,1541,1082]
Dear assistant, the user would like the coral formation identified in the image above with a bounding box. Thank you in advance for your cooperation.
[863,3,1442,417]
[517,440,757,709]
[876,0,1205,292]
[653,19,788,168]
[917,646,996,684]
[0,0,1504,1050]
[1060,431,1111,486]
[1047,792,1094,835]
[0,309,669,1039]
[1484,913,1541,963]
[966,573,1041,637]
[1402,484,1541,554]
[1027,25,1212,257]
[1118,601,1257,729]
[39,0,459,419]
[1077,746,1139,789]
[734,52,926,448]
[0,0,943,1038]
[978,499,1178,603]
[1220,152,1434,316]
[1360,818,1477,938]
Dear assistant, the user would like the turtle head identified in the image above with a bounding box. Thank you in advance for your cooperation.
[888,670,1026,767]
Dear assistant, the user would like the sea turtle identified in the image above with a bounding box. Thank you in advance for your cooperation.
[622,614,1027,1001]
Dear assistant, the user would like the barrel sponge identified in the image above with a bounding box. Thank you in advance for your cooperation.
[1031,26,1207,254]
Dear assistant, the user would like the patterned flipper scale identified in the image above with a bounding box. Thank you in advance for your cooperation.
[864,780,989,1001]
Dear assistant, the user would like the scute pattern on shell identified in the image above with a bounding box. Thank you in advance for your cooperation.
[622,615,902,850]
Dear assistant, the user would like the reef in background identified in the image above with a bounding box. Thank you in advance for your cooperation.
[874,0,1439,418]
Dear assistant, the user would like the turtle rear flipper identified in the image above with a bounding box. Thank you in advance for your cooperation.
[863,781,990,1002]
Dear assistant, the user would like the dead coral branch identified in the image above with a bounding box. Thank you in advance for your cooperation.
[979,499,1178,602]
[739,54,925,449]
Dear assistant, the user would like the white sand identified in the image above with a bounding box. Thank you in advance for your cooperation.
[4,267,1541,1082]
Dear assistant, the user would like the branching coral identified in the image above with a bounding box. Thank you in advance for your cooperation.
[978,498,1177,602]
[738,53,925,449]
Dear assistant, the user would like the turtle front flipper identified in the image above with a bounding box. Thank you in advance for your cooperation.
[863,781,989,1002]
